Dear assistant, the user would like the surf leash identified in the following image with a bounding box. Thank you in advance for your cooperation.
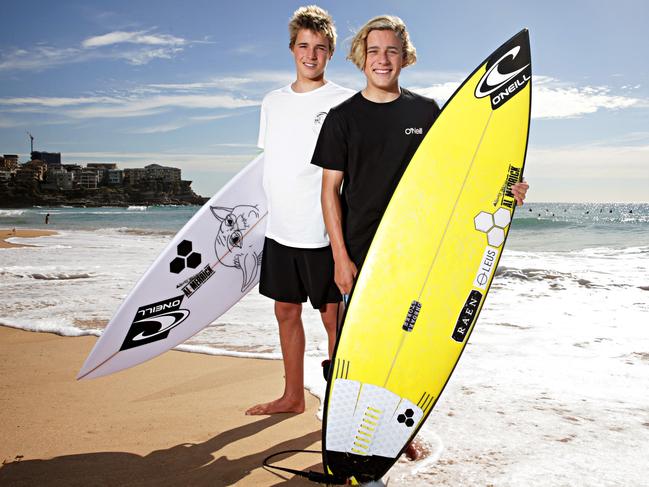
[262,449,350,485]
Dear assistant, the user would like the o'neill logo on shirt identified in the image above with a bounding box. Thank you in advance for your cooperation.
[475,34,531,109]
[405,127,423,135]
[120,295,190,350]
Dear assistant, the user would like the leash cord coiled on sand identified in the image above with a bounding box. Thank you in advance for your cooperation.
[262,449,349,485]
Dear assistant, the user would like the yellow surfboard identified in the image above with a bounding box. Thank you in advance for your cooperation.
[323,29,532,483]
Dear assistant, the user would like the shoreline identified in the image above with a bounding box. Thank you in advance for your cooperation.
[0,202,208,209]
[0,228,58,249]
[0,326,321,486]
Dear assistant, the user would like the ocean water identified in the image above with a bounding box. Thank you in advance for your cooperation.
[1,203,648,486]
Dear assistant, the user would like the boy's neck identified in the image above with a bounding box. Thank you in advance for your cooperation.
[291,76,327,93]
[362,83,401,103]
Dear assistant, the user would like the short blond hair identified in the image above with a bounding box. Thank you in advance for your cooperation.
[288,5,337,53]
[347,15,417,70]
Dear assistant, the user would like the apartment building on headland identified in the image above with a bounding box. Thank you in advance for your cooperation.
[1,152,188,192]
[0,154,19,183]
[1,155,19,171]
[143,164,181,183]
[31,151,61,167]
[123,168,146,186]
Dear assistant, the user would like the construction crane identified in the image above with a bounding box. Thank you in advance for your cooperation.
[26,131,34,153]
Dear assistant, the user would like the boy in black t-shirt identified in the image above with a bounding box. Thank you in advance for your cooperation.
[311,15,529,460]
[312,14,529,296]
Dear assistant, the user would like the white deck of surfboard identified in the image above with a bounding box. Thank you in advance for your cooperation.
[78,154,267,379]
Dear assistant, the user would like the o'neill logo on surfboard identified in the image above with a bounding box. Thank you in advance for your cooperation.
[475,31,531,109]
[120,295,190,351]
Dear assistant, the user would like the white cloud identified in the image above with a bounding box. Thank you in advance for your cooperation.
[147,77,259,92]
[65,94,258,119]
[80,30,188,65]
[190,112,252,122]
[128,111,253,133]
[531,77,644,119]
[145,70,364,98]
[118,46,185,65]
[0,46,87,72]
[0,29,191,72]
[129,122,188,134]
[0,96,119,107]
[82,31,186,48]
[412,75,646,119]
[0,93,258,119]
[147,70,330,95]
[412,82,460,103]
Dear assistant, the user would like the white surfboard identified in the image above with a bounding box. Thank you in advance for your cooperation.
[78,154,267,380]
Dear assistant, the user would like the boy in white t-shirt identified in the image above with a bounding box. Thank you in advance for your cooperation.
[245,6,354,415]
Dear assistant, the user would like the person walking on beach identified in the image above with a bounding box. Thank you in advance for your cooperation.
[45,213,50,225]
[311,15,529,458]
[245,6,354,416]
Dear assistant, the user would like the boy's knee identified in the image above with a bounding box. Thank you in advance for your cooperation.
[275,301,302,322]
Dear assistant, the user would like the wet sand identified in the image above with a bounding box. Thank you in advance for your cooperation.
[0,229,58,249]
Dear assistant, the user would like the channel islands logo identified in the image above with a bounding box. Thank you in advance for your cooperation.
[474,208,511,247]
[169,240,201,274]
[397,408,416,428]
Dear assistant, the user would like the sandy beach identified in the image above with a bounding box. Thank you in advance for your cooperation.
[0,326,322,486]
[0,229,58,249]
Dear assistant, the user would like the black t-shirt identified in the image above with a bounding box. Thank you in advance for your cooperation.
[311,88,440,266]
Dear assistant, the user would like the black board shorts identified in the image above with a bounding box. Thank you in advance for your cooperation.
[259,238,341,309]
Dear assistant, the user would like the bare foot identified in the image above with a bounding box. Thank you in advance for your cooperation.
[245,396,305,415]
[404,439,430,461]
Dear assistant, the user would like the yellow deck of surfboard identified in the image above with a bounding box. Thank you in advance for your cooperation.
[328,45,531,433]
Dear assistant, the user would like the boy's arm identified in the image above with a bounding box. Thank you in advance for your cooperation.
[322,168,357,295]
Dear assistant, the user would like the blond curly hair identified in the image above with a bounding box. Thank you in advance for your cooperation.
[347,15,417,70]
[288,5,337,53]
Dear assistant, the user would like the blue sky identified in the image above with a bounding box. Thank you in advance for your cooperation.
[1,0,647,202]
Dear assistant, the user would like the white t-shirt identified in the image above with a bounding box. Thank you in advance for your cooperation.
[258,81,354,248]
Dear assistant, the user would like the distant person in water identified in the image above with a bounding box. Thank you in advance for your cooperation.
[45,213,50,225]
